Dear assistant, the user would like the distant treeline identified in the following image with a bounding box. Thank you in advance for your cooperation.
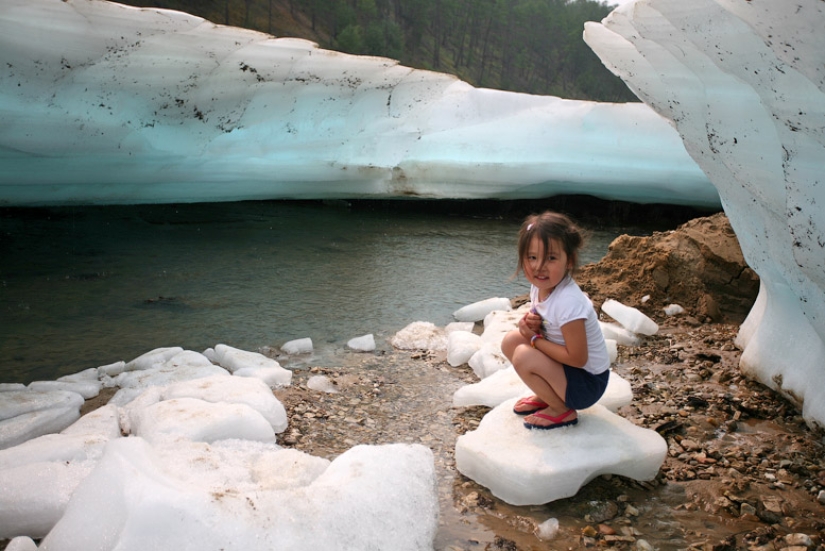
[119,0,637,102]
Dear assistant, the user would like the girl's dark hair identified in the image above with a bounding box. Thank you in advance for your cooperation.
[515,211,586,277]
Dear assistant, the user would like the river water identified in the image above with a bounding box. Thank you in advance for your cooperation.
[1,200,629,384]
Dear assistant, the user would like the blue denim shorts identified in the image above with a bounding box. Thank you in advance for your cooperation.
[563,366,610,410]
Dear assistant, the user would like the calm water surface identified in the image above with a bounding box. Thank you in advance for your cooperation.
[1,201,621,383]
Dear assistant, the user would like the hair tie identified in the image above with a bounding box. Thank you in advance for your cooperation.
[527,223,534,231]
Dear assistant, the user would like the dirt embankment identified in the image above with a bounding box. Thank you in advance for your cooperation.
[578,212,760,325]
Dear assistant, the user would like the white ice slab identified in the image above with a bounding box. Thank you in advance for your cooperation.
[233,366,295,388]
[602,299,659,336]
[0,407,120,539]
[599,321,640,347]
[56,368,99,383]
[281,337,313,355]
[0,389,84,421]
[445,322,475,334]
[4,537,37,551]
[28,380,101,400]
[391,321,447,351]
[664,304,685,316]
[0,432,110,470]
[446,330,482,367]
[0,460,97,540]
[455,401,666,505]
[453,297,512,322]
[128,397,276,445]
[162,374,287,433]
[452,367,632,412]
[480,306,529,343]
[60,404,122,439]
[467,342,510,379]
[307,375,338,394]
[97,361,127,378]
[347,333,376,352]
[37,438,438,551]
[1,388,87,451]
[124,347,185,372]
[212,344,292,386]
[453,367,531,408]
[605,338,618,364]
[114,350,229,391]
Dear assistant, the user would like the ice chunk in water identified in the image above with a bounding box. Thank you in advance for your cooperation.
[282,338,313,355]
[391,321,447,351]
[453,297,512,322]
[347,334,376,351]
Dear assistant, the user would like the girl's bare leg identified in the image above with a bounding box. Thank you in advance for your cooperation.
[501,330,577,425]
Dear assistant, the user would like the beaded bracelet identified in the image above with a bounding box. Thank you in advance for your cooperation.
[530,334,542,348]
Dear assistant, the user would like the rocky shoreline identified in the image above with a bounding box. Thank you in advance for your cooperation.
[273,317,825,550]
[273,213,825,550]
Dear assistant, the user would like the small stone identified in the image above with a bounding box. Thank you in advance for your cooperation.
[581,525,598,538]
[784,534,813,547]
[583,500,619,523]
[603,535,636,544]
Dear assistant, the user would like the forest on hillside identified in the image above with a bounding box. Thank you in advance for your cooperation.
[118,0,637,102]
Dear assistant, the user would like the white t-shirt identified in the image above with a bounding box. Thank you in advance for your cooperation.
[530,275,610,375]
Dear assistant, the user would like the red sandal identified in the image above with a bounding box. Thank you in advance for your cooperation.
[513,396,549,415]
[524,409,578,430]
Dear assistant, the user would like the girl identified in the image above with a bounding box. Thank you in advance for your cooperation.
[501,211,610,430]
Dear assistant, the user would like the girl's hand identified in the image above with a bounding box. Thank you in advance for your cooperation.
[519,310,543,339]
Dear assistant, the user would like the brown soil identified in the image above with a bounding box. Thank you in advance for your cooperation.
[577,211,760,325]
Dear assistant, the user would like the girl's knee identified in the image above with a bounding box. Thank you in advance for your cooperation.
[501,330,525,359]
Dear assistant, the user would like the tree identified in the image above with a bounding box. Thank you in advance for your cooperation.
[337,24,364,54]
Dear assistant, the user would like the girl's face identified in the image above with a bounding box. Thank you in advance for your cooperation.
[524,235,571,298]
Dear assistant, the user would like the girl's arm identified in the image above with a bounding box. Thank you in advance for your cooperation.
[532,319,589,368]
